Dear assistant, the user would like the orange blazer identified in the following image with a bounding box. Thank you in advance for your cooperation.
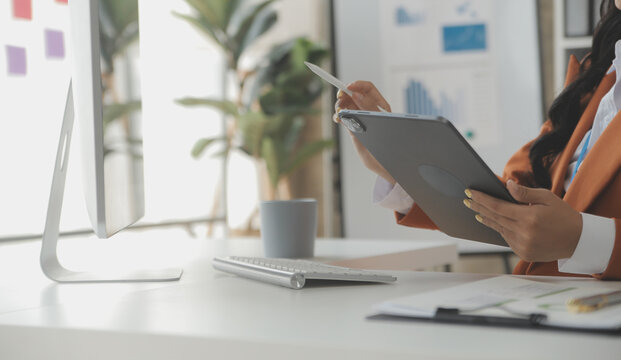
[396,56,621,280]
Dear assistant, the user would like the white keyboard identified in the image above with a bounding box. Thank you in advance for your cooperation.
[212,256,397,289]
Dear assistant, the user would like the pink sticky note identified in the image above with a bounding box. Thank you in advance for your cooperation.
[12,0,32,20]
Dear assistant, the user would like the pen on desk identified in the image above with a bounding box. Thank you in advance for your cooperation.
[304,61,388,113]
[566,289,621,313]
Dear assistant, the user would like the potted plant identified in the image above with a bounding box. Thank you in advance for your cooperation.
[174,0,333,202]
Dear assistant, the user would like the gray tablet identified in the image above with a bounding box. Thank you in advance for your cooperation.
[339,110,515,247]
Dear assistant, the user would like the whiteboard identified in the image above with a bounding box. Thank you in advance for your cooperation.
[333,0,543,245]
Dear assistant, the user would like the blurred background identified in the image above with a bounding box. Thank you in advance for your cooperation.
[0,0,599,273]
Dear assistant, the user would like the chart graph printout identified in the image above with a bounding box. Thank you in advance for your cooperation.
[379,0,500,147]
[405,80,465,126]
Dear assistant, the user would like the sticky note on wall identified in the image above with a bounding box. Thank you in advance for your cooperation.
[45,30,65,59]
[6,46,27,75]
[12,0,32,20]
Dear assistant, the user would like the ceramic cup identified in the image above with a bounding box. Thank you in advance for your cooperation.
[259,198,317,258]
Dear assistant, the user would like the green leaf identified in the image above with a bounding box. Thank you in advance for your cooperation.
[236,10,277,63]
[261,114,286,134]
[231,0,277,64]
[283,139,334,175]
[183,0,224,29]
[98,0,140,72]
[100,0,139,34]
[172,12,227,51]
[223,0,244,31]
[261,138,280,189]
[191,136,226,158]
[290,38,310,70]
[103,100,142,128]
[210,146,232,158]
[112,31,140,60]
[282,117,304,153]
[238,111,267,156]
[176,97,239,117]
[253,37,329,117]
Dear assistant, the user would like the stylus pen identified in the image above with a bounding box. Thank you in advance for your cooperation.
[567,290,621,313]
[304,61,388,113]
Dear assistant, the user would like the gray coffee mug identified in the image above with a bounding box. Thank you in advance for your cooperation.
[260,199,317,258]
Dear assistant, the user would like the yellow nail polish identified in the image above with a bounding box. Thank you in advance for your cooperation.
[464,189,472,199]
[463,199,472,208]
[475,214,484,223]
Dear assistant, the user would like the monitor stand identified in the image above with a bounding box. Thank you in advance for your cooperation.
[40,81,183,282]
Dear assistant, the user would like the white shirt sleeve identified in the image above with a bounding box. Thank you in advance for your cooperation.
[558,213,616,275]
[373,176,415,215]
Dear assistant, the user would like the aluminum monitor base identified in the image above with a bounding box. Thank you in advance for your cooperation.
[40,81,183,283]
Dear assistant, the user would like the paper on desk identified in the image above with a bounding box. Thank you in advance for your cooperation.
[375,276,569,317]
[373,276,621,330]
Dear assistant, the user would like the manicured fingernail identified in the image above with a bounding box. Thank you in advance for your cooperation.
[463,199,472,208]
[475,214,484,223]
[337,89,343,98]
[464,189,472,198]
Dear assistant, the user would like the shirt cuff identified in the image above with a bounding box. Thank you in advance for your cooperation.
[373,176,415,215]
[558,213,615,275]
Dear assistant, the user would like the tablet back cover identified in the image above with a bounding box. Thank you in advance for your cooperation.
[340,110,511,247]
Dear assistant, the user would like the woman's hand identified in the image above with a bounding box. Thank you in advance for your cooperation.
[464,180,583,262]
[333,81,396,184]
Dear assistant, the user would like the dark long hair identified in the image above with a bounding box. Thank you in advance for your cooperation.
[529,0,621,188]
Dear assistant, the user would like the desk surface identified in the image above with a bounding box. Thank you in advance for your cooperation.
[0,230,619,360]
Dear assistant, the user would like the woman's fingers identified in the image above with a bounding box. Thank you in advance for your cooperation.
[464,184,583,262]
[467,189,529,222]
[473,213,516,241]
[465,198,518,233]
[346,81,391,112]
[333,90,358,123]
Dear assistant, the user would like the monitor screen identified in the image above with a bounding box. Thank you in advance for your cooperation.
[71,0,144,238]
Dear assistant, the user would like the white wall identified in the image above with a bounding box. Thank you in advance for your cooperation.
[0,0,76,236]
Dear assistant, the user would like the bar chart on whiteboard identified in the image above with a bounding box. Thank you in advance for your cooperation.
[379,0,501,147]
[405,79,465,129]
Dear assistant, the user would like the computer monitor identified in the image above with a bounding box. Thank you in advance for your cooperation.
[40,0,182,282]
[72,0,145,238]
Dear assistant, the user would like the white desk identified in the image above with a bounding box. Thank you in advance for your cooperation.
[0,230,619,359]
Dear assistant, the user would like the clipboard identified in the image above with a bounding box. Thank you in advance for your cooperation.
[368,276,621,335]
[337,110,514,247]
[366,312,621,335]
